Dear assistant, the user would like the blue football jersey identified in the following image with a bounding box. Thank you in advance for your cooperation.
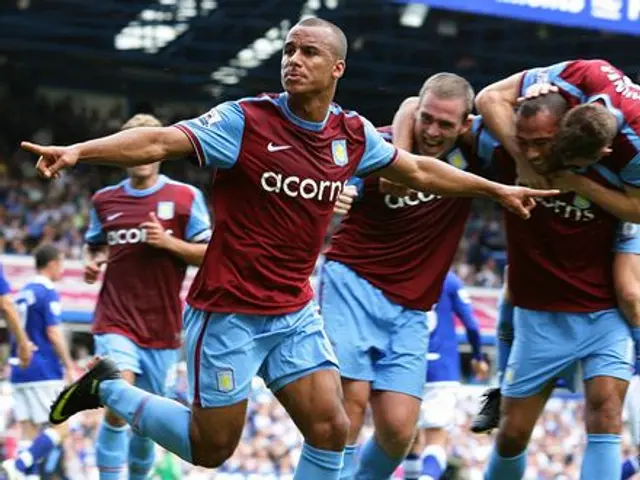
[10,275,64,383]
[426,271,482,383]
[0,265,11,296]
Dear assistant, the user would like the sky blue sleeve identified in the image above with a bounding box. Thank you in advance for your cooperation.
[186,188,212,243]
[44,289,62,327]
[0,266,10,296]
[175,101,245,169]
[471,116,499,168]
[355,117,398,177]
[84,206,106,244]
[621,155,640,187]
[450,275,482,360]
[520,62,584,101]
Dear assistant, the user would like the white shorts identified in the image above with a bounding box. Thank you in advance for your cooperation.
[418,381,460,429]
[625,375,640,446]
[12,381,65,425]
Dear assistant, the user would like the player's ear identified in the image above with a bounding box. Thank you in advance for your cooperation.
[460,114,473,134]
[333,60,346,80]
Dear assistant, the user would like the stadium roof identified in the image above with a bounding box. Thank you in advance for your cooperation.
[2,0,639,124]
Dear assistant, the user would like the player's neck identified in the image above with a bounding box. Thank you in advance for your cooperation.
[36,270,54,283]
[287,92,332,123]
[129,174,159,190]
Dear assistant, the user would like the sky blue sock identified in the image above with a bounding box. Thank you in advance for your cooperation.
[355,438,402,480]
[339,444,358,480]
[631,327,640,371]
[100,378,192,463]
[293,443,344,480]
[96,421,129,480]
[622,456,639,480]
[128,433,156,480]
[484,448,526,480]
[581,434,621,480]
[15,429,60,473]
[403,452,422,480]
[497,298,514,385]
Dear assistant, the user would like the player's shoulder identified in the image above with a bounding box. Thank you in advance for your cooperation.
[92,180,127,203]
[162,177,204,200]
[24,276,56,299]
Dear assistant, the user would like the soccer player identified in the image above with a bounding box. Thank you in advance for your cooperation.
[320,72,496,480]
[402,271,488,480]
[2,244,73,480]
[84,113,212,480]
[0,265,36,371]
[480,99,628,479]
[471,59,640,436]
[23,18,554,480]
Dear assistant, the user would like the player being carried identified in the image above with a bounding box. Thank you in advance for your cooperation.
[320,72,490,480]
[22,18,555,480]
[2,244,74,480]
[83,113,212,480]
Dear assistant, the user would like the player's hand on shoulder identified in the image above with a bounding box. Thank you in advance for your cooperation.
[333,185,358,215]
[21,142,79,179]
[17,339,37,368]
[517,82,559,103]
[140,212,170,249]
[496,184,560,219]
[379,178,412,197]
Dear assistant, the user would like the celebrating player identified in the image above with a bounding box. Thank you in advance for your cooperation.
[84,113,212,480]
[2,244,73,480]
[320,72,494,480]
[471,60,640,438]
[23,18,555,480]
[402,271,488,480]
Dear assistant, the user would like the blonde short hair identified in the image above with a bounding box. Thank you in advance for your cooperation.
[121,113,163,130]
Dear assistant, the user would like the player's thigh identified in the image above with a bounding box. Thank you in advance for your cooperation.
[136,347,179,395]
[183,305,276,409]
[94,333,142,375]
[373,308,429,399]
[418,382,459,432]
[497,381,555,457]
[319,260,385,383]
[503,308,580,398]
[581,308,633,386]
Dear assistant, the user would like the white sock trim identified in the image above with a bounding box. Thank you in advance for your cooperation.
[44,427,61,446]
[17,451,34,469]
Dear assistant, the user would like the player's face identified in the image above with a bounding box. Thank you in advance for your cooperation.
[413,92,470,158]
[515,110,561,174]
[127,162,161,180]
[281,26,345,96]
[50,254,65,282]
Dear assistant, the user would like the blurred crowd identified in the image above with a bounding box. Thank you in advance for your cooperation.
[0,91,505,287]
[1,354,631,480]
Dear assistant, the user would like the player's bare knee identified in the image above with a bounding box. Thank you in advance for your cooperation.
[496,416,532,457]
[305,405,350,450]
[376,412,418,457]
[585,391,624,434]
[188,420,239,468]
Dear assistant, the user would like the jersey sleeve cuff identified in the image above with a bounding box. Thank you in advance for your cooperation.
[357,148,399,178]
[174,124,206,167]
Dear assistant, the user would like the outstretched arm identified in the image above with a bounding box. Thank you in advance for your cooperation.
[377,149,559,219]
[391,96,418,152]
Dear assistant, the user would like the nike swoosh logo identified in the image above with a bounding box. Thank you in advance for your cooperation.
[106,212,123,221]
[50,383,78,422]
[267,142,292,152]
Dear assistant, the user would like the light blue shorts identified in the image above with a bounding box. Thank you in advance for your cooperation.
[320,260,429,399]
[94,333,178,396]
[615,222,640,254]
[184,301,338,408]
[503,307,633,398]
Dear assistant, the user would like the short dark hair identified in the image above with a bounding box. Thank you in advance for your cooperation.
[418,73,475,118]
[517,93,569,120]
[296,17,348,60]
[35,243,62,270]
[549,103,618,170]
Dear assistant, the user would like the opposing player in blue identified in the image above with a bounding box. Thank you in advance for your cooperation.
[403,271,488,480]
[2,244,74,480]
[23,18,554,480]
